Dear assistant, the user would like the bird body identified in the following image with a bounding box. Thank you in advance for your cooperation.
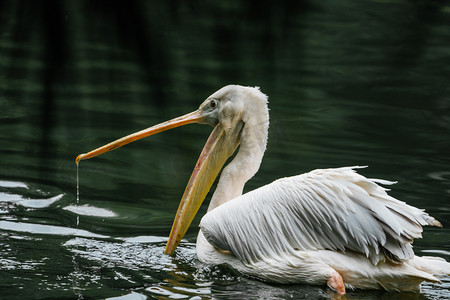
[198,166,447,292]
[77,85,450,294]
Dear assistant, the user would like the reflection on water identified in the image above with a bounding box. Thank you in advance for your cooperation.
[63,204,118,218]
[0,180,63,209]
[1,0,450,299]
[0,220,108,238]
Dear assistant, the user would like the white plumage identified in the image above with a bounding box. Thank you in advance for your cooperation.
[201,166,436,265]
[198,166,447,291]
[190,85,449,294]
[77,85,450,294]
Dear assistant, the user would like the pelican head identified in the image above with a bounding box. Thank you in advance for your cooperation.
[76,85,269,255]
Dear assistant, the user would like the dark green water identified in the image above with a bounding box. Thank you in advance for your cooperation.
[1,1,450,299]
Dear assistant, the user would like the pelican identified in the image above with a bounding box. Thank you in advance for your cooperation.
[76,85,450,294]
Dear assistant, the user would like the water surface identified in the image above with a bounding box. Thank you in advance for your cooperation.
[1,1,450,299]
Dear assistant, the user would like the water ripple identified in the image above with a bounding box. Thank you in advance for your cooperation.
[0,220,108,238]
[63,237,178,271]
[428,171,450,181]
[63,204,118,218]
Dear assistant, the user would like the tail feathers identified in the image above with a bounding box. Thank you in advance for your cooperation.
[408,256,450,280]
[425,216,442,228]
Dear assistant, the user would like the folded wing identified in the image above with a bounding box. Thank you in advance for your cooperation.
[200,167,441,265]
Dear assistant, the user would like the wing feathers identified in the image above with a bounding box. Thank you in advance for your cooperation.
[200,167,440,265]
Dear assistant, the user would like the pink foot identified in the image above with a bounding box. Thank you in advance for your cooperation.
[327,271,346,295]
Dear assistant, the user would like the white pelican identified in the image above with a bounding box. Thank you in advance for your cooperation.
[76,85,450,294]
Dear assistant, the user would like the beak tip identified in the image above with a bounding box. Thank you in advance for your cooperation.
[165,235,182,256]
[75,154,85,165]
[164,245,175,256]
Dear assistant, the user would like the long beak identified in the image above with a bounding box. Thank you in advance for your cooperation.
[75,110,204,164]
[76,108,241,255]
[164,122,242,255]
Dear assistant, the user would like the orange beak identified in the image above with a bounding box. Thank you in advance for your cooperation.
[76,110,204,164]
[76,108,241,256]
[164,122,241,254]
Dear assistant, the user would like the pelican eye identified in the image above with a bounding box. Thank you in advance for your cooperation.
[210,99,217,108]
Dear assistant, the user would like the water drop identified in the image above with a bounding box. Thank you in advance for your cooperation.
[76,164,80,227]
[76,164,80,204]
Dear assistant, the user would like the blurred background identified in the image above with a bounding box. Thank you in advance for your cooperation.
[1,1,449,299]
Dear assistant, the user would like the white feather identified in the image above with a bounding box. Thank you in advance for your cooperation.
[200,167,439,265]
[192,86,449,292]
